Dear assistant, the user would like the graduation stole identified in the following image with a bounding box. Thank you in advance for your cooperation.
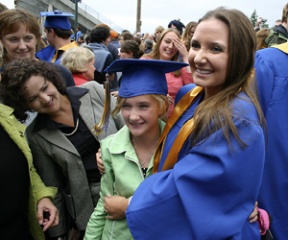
[153,86,203,173]
[272,42,288,54]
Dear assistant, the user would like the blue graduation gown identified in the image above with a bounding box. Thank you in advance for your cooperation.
[255,45,288,240]
[126,84,265,240]
[35,45,56,62]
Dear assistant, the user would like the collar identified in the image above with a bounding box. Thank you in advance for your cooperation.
[0,103,14,118]
[272,42,288,54]
[32,86,88,132]
[109,120,166,155]
[51,41,79,62]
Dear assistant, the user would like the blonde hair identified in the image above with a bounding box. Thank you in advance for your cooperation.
[95,88,169,135]
[112,94,169,121]
[144,28,181,77]
[61,47,94,73]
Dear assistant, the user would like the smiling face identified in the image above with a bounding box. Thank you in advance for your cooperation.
[22,75,63,116]
[121,95,162,139]
[159,31,179,60]
[188,18,229,99]
[1,24,37,61]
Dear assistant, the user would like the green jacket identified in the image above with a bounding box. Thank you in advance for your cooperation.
[0,103,57,240]
[84,120,165,240]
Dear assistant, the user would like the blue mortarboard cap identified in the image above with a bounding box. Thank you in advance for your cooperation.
[105,59,188,98]
[41,10,74,30]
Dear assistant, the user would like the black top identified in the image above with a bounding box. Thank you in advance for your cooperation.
[0,125,32,239]
[33,86,101,182]
[55,63,75,87]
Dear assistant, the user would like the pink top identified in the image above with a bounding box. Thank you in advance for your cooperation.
[141,56,193,116]
[72,73,89,86]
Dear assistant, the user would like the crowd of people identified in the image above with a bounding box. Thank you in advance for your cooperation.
[0,1,288,239]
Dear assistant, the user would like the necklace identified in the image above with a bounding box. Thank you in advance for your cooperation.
[64,118,79,136]
[132,137,158,168]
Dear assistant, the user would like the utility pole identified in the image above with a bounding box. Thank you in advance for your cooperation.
[75,0,78,31]
[136,0,141,33]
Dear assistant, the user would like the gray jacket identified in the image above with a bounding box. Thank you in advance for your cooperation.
[26,81,124,236]
[87,42,113,72]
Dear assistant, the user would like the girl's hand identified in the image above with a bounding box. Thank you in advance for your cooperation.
[96,148,105,174]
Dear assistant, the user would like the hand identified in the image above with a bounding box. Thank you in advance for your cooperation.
[173,38,188,60]
[104,195,129,220]
[96,148,105,174]
[37,197,59,231]
[249,201,258,223]
[111,91,119,97]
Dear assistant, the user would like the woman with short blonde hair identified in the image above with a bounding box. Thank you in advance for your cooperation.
[61,47,96,85]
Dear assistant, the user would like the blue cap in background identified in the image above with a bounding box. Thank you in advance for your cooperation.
[41,10,74,30]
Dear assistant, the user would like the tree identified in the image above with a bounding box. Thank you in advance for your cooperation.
[250,9,258,27]
[250,9,269,30]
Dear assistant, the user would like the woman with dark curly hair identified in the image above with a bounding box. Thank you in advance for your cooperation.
[0,59,124,239]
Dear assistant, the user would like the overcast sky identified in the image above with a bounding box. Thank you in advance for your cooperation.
[4,0,285,33]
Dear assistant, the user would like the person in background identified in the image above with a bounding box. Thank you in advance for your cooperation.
[182,21,197,51]
[61,47,95,86]
[143,38,154,54]
[119,40,141,60]
[109,30,120,50]
[77,35,85,46]
[256,28,270,50]
[110,40,142,97]
[75,26,83,42]
[168,19,185,36]
[36,10,78,64]
[154,25,165,43]
[88,26,114,85]
[101,7,266,240]
[84,59,187,240]
[119,32,134,44]
[94,24,120,91]
[141,28,193,116]
[0,59,124,239]
[95,24,119,61]
[265,3,288,47]
[274,19,281,26]
[0,8,74,110]
[255,38,288,240]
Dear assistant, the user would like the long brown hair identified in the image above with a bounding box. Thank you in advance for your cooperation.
[190,7,264,148]
[143,28,181,77]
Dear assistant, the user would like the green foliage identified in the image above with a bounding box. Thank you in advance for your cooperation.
[250,9,270,29]
[250,9,258,27]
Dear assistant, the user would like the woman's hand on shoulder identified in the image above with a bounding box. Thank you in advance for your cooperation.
[104,195,129,220]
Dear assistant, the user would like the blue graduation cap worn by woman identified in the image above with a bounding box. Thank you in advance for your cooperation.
[105,59,188,97]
